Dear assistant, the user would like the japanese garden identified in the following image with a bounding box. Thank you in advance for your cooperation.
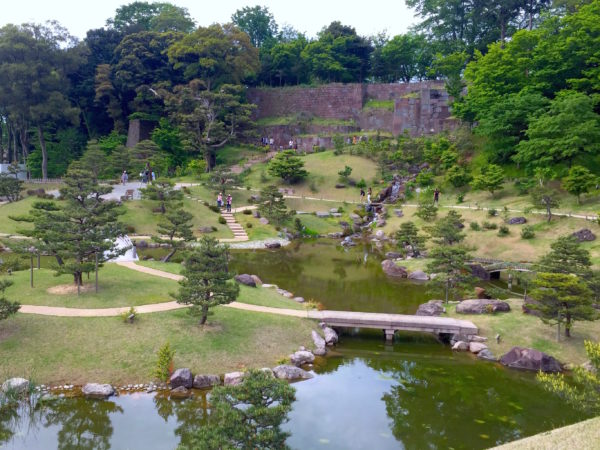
[1,1,600,449]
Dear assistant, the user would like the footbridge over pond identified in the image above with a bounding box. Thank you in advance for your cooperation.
[314,310,478,341]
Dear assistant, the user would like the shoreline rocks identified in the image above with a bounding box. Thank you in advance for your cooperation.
[193,374,220,389]
[273,365,313,380]
[416,300,445,316]
[82,383,114,399]
[234,274,257,287]
[290,350,315,367]
[170,368,193,389]
[456,299,510,314]
[381,259,408,278]
[224,372,245,386]
[500,347,562,373]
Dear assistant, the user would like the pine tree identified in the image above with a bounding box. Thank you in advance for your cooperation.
[0,279,20,321]
[258,185,292,225]
[268,150,308,184]
[140,178,183,214]
[395,222,428,257]
[471,164,505,197]
[172,237,239,325]
[537,235,592,278]
[426,245,474,303]
[531,186,560,222]
[154,205,194,262]
[182,370,295,450]
[527,272,597,339]
[415,197,438,221]
[425,210,465,245]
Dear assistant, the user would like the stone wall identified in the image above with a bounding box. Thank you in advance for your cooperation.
[247,81,457,141]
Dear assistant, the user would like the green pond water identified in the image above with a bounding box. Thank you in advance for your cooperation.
[0,240,588,449]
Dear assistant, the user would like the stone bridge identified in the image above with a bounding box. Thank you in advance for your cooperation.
[468,258,534,281]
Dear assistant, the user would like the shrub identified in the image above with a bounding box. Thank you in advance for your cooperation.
[337,206,344,213]
[120,306,138,323]
[456,193,465,204]
[125,225,136,234]
[415,171,434,187]
[482,221,497,230]
[211,226,218,232]
[242,209,252,215]
[209,205,220,213]
[484,304,495,314]
[487,208,498,217]
[356,178,366,189]
[182,186,191,194]
[498,225,510,236]
[470,221,481,231]
[415,200,438,221]
[218,216,227,225]
[309,179,319,193]
[153,342,175,382]
[521,225,536,239]
[246,222,253,228]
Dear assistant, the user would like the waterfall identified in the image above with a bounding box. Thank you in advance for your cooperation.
[108,235,139,262]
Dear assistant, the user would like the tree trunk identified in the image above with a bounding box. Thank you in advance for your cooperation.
[95,252,99,293]
[162,248,177,263]
[30,255,34,288]
[38,126,48,180]
[546,204,552,222]
[204,151,216,172]
[445,278,449,304]
[200,304,208,325]
[37,253,41,269]
[565,312,571,337]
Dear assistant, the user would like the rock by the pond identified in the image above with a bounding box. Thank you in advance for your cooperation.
[313,347,327,356]
[416,300,444,316]
[477,349,497,361]
[199,226,215,233]
[82,383,114,399]
[234,274,256,287]
[277,289,294,298]
[320,323,339,345]
[224,372,245,386]
[500,347,562,373]
[259,217,269,225]
[408,270,428,281]
[385,251,403,259]
[316,211,330,218]
[381,259,408,278]
[452,341,469,351]
[170,386,191,399]
[330,208,339,214]
[293,296,305,303]
[265,242,280,249]
[170,368,193,389]
[311,330,326,348]
[193,374,221,389]
[375,230,385,240]
[290,350,315,366]
[1,378,29,395]
[272,365,313,380]
[377,219,386,227]
[456,299,510,314]
[250,275,263,286]
[572,228,596,242]
[507,217,527,225]
[469,342,488,354]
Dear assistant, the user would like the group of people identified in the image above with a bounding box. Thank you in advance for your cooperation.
[360,187,372,204]
[260,137,298,150]
[217,192,233,212]
[120,163,155,185]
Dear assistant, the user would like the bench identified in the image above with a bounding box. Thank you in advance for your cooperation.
[121,189,135,201]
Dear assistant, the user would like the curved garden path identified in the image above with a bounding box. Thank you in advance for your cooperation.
[18,261,310,319]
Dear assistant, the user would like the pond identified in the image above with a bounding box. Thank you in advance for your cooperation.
[0,240,586,449]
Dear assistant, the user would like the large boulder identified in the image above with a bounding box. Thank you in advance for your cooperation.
[272,365,313,380]
[82,383,114,399]
[500,347,562,373]
[290,350,315,367]
[381,260,408,278]
[572,229,596,242]
[456,299,510,314]
[477,349,497,362]
[452,341,469,351]
[224,372,245,386]
[507,217,527,225]
[469,342,488,354]
[1,378,29,395]
[311,330,326,349]
[320,323,338,345]
[170,386,192,399]
[468,263,491,281]
[250,275,263,286]
[408,270,428,281]
[416,300,445,316]
[170,368,193,389]
[234,274,256,287]
[193,374,221,389]
[265,242,280,249]
[385,251,403,259]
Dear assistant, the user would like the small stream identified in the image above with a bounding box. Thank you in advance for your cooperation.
[1,240,588,449]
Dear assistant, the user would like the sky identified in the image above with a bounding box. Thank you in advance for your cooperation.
[2,0,417,40]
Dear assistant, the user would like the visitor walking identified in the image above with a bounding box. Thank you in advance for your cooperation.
[360,187,365,203]
[121,171,128,184]
[217,192,223,209]
[433,188,440,205]
[226,194,232,213]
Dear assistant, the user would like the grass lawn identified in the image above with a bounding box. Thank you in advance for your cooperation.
[119,197,232,239]
[445,297,600,365]
[492,416,600,450]
[243,150,378,202]
[5,264,177,308]
[234,213,279,240]
[0,307,314,384]
[0,196,38,235]
[134,261,305,310]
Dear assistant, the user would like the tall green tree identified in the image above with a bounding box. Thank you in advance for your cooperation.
[426,210,465,245]
[527,272,597,338]
[107,2,194,33]
[538,340,600,414]
[0,279,20,321]
[154,204,194,263]
[562,165,597,204]
[258,185,292,225]
[530,186,560,222]
[140,179,183,214]
[426,245,474,303]
[231,5,278,48]
[268,150,308,184]
[537,235,592,278]
[181,370,295,450]
[172,237,239,325]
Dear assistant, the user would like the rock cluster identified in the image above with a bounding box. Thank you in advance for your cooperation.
[456,299,510,314]
[572,228,596,242]
[499,347,562,373]
[416,300,445,316]
[507,217,527,225]
[82,383,115,399]
[381,259,408,278]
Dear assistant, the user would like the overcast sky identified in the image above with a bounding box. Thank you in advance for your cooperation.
[2,0,417,40]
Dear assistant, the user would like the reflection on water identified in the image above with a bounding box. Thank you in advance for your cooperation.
[1,334,587,450]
